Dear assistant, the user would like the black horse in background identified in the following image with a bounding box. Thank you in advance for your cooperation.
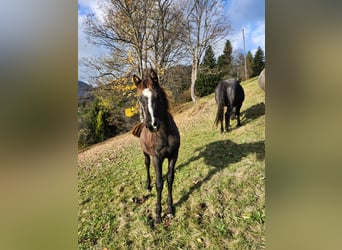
[214,79,245,133]
[131,69,180,224]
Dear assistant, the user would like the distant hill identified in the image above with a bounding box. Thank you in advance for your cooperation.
[78,81,94,104]
[78,81,92,97]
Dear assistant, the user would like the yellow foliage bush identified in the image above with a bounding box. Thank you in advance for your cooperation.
[124,106,139,118]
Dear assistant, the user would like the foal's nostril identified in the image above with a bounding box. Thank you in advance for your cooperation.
[153,120,160,128]
[149,120,160,132]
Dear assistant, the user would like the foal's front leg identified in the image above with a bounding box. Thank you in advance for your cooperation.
[166,157,177,216]
[153,156,164,224]
[143,152,152,191]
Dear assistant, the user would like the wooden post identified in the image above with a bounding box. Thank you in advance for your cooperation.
[242,28,248,81]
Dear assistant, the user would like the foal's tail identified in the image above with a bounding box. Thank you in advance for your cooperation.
[214,102,224,127]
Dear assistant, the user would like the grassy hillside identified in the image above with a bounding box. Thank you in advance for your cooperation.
[78,77,265,249]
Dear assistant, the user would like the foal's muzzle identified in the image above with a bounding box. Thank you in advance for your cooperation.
[148,120,160,132]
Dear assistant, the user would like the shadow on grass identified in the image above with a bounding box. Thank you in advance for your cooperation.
[174,139,265,210]
[241,102,265,124]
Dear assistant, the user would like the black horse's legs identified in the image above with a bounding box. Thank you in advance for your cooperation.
[153,156,164,224]
[224,111,229,131]
[236,105,242,126]
[231,107,236,120]
[166,157,177,216]
[144,152,152,191]
[219,106,224,133]
[225,105,233,132]
[220,118,224,133]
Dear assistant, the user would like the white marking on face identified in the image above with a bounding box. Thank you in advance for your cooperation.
[142,88,156,128]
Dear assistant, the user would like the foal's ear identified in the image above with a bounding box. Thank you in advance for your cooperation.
[132,75,141,86]
[150,69,158,83]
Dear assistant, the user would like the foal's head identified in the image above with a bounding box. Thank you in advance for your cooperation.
[133,69,169,132]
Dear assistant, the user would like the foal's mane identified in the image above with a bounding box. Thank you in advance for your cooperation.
[155,85,170,112]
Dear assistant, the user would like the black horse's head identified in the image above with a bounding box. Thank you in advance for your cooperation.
[133,69,169,132]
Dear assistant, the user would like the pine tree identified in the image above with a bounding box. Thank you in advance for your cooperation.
[217,39,233,78]
[196,45,223,97]
[95,110,105,142]
[217,40,233,66]
[202,45,216,69]
[246,51,254,78]
[86,99,101,144]
[84,98,116,145]
[252,46,265,76]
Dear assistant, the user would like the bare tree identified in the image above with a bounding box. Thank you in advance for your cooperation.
[83,0,186,84]
[232,49,245,79]
[84,0,154,78]
[149,0,187,82]
[180,0,230,102]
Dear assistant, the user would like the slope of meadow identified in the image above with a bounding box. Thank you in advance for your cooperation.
[78,77,265,249]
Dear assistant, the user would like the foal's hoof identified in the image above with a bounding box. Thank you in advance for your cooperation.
[166,207,174,216]
[146,184,152,192]
[166,213,174,219]
[155,217,162,224]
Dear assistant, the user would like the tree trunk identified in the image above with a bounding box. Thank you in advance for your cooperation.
[190,58,198,103]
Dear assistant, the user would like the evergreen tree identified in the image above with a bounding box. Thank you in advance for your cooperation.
[86,99,102,144]
[246,51,254,78]
[217,40,233,67]
[85,98,116,145]
[196,45,223,97]
[195,72,223,97]
[201,45,216,69]
[95,110,105,142]
[217,39,233,77]
[252,46,265,76]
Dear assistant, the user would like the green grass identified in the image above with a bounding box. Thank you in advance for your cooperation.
[78,78,265,249]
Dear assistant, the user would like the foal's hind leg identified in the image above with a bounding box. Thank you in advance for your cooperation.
[143,152,152,191]
[166,156,177,216]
